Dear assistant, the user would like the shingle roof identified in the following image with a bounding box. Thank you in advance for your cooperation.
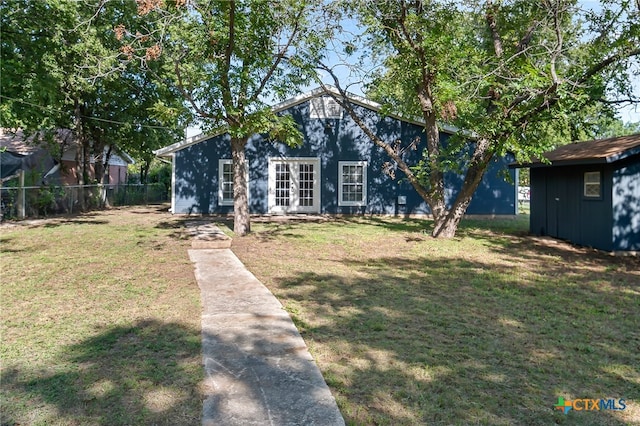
[0,128,135,164]
[516,133,640,167]
[0,128,75,155]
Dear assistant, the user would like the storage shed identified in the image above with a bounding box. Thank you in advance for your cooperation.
[516,134,640,252]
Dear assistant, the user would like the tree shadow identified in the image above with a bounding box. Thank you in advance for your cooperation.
[2,319,203,426]
[42,219,110,228]
[269,251,639,424]
[200,313,344,425]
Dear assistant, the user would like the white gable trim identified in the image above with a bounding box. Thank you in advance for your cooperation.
[153,85,466,157]
[154,132,216,157]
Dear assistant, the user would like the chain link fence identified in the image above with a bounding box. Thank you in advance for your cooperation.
[0,183,169,220]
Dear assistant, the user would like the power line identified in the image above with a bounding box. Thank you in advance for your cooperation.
[0,94,176,130]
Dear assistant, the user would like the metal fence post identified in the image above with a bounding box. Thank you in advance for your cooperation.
[17,170,25,219]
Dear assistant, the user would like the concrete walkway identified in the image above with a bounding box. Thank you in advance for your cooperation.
[187,224,344,425]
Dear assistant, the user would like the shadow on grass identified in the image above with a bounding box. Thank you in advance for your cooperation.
[127,205,172,214]
[43,219,110,228]
[154,215,236,241]
[276,253,639,425]
[2,319,203,426]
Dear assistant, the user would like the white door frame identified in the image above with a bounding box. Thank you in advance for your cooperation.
[268,157,321,214]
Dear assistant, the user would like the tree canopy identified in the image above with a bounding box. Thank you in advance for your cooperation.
[1,0,184,185]
[320,0,640,237]
[116,0,329,234]
[1,0,638,234]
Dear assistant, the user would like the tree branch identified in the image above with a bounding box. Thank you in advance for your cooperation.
[315,63,435,208]
[172,58,215,120]
[578,47,640,85]
[485,0,503,59]
[221,0,237,125]
[247,9,303,106]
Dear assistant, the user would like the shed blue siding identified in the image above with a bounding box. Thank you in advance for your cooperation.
[530,166,612,250]
[612,157,640,251]
[530,156,640,252]
[172,97,516,216]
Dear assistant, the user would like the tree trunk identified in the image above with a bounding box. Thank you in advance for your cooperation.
[432,196,472,238]
[100,145,113,208]
[74,98,89,211]
[417,87,447,223]
[141,160,150,184]
[432,137,494,238]
[231,136,250,236]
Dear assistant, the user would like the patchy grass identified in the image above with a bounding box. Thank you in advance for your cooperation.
[231,215,640,426]
[0,206,203,425]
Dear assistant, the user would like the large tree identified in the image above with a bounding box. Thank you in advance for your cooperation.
[118,0,328,235]
[1,0,183,192]
[322,0,639,238]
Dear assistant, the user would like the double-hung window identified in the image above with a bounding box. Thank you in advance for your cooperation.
[584,171,601,198]
[219,159,234,206]
[338,161,367,206]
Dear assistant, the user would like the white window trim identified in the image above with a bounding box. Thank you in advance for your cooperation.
[584,171,601,198]
[338,161,368,207]
[268,157,321,213]
[218,159,248,207]
[170,154,176,213]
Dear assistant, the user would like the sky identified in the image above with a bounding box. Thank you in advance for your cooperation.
[186,1,639,138]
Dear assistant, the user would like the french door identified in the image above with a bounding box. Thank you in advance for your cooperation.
[268,158,320,213]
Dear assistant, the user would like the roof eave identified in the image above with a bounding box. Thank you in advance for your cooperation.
[511,158,610,168]
[153,85,468,156]
[153,131,222,157]
[606,145,640,163]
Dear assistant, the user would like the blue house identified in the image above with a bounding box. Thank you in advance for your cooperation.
[516,134,640,252]
[155,87,516,217]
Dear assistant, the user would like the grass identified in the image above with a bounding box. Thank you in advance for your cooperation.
[230,215,640,426]
[0,206,203,425]
[2,208,638,425]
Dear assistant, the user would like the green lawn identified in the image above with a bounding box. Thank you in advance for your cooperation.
[230,215,640,426]
[1,207,203,425]
[2,209,638,425]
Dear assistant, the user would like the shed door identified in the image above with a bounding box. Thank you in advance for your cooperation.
[268,158,320,213]
[545,176,559,237]
[545,175,569,239]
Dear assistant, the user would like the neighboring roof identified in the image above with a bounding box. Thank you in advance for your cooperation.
[0,128,74,155]
[0,150,25,181]
[513,133,640,168]
[0,128,135,164]
[154,85,463,157]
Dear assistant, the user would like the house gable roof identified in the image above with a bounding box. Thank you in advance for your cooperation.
[154,85,462,157]
[0,128,135,165]
[0,128,74,155]
[516,133,640,168]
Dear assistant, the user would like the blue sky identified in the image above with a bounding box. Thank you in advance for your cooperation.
[186,1,638,138]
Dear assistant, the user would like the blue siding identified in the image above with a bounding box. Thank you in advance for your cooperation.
[612,157,640,251]
[530,166,612,250]
[172,96,516,216]
[529,157,640,252]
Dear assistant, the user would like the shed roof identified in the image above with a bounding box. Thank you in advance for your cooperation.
[513,133,640,168]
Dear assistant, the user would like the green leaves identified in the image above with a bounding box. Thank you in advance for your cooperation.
[1,0,185,164]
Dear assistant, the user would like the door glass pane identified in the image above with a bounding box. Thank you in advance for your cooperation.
[275,163,290,206]
[298,163,314,207]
